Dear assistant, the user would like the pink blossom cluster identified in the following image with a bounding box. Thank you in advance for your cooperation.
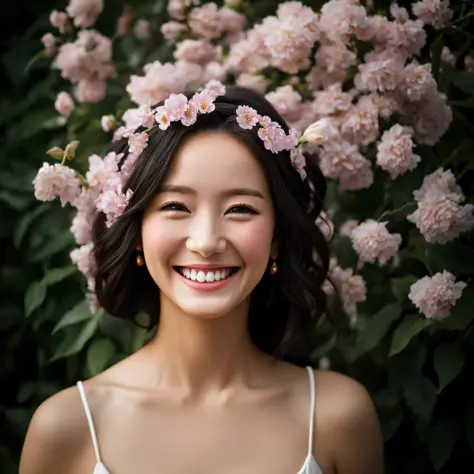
[66,0,103,28]
[126,60,202,106]
[326,258,367,323]
[411,0,453,30]
[350,220,402,266]
[376,124,421,179]
[407,169,474,244]
[409,271,466,320]
[53,29,115,103]
[162,2,246,45]
[227,2,319,75]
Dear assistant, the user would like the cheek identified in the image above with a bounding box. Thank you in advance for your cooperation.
[233,218,274,261]
[141,218,183,260]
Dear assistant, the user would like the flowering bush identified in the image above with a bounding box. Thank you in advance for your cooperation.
[3,0,474,472]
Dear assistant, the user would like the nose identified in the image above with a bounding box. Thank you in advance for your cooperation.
[186,212,226,257]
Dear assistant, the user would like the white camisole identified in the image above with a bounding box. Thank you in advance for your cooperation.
[77,366,323,474]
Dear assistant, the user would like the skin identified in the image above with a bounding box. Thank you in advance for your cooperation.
[19,131,384,474]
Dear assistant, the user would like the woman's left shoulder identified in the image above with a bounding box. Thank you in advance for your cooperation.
[312,369,385,474]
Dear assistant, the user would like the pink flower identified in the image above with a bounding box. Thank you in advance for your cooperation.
[376,124,421,179]
[188,3,223,39]
[315,41,357,75]
[202,61,228,83]
[236,73,269,94]
[155,106,172,130]
[409,271,466,320]
[319,140,374,191]
[55,91,74,117]
[168,0,200,20]
[290,148,307,181]
[219,7,246,34]
[205,79,226,98]
[355,55,403,94]
[161,21,186,42]
[41,33,57,56]
[351,220,402,266]
[400,63,436,102]
[70,211,93,245]
[66,0,103,28]
[265,85,307,124]
[86,152,120,191]
[164,93,189,121]
[192,89,216,114]
[413,168,462,202]
[50,10,69,33]
[126,60,191,106]
[53,30,115,84]
[75,78,107,103]
[128,132,149,156]
[412,0,453,30]
[260,2,320,74]
[330,262,367,321]
[180,101,198,126]
[407,193,474,244]
[312,83,353,116]
[341,96,380,146]
[236,105,259,129]
[173,39,219,66]
[33,163,82,207]
[70,243,95,280]
[95,185,133,227]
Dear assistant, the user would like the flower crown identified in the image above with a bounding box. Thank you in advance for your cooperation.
[37,80,330,229]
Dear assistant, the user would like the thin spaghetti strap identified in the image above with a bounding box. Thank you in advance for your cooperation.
[77,381,102,463]
[305,366,316,456]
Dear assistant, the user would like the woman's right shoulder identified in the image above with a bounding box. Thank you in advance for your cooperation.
[19,383,91,474]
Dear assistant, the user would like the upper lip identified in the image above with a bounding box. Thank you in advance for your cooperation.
[174,264,239,270]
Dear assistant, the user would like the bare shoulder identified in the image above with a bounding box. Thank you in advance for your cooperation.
[313,369,385,474]
[19,384,90,474]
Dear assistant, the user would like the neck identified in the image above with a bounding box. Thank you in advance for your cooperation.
[143,297,269,396]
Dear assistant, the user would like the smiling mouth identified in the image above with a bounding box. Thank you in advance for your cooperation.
[173,266,240,283]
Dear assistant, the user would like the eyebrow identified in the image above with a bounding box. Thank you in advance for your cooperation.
[160,184,265,199]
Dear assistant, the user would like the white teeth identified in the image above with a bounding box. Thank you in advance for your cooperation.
[177,267,235,282]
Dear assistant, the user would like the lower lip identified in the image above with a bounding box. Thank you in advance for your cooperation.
[174,269,238,292]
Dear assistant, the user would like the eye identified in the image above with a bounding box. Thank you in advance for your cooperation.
[160,202,189,212]
[227,204,259,215]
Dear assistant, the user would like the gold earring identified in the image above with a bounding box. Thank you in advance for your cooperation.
[136,244,145,267]
[270,260,278,275]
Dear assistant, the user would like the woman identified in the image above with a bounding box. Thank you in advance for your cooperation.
[20,85,384,474]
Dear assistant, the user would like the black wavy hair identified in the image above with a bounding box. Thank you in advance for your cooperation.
[92,85,330,366]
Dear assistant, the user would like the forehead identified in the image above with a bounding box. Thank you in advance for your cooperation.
[164,131,269,192]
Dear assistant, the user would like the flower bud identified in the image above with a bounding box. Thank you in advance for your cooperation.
[301,118,331,145]
[64,140,80,160]
[101,115,117,132]
[46,147,64,160]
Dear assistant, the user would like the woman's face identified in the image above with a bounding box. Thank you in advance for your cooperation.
[141,130,276,319]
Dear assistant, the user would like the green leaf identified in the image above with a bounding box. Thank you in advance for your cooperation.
[427,419,458,471]
[354,303,402,358]
[50,313,101,361]
[448,70,474,95]
[391,275,418,302]
[87,338,115,376]
[42,265,76,286]
[13,203,50,248]
[433,342,465,391]
[425,241,474,275]
[30,230,74,263]
[379,410,403,442]
[390,314,432,356]
[430,34,444,80]
[52,300,93,334]
[24,280,47,317]
[437,283,474,331]
[403,376,437,421]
